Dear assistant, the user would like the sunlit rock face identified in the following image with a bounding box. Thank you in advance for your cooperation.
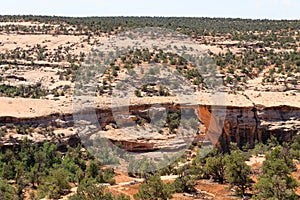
[0,99,299,153]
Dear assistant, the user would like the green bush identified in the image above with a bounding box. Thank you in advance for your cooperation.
[254,146,298,200]
[134,174,174,200]
[37,168,71,199]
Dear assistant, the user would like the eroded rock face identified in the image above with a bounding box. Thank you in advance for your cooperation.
[0,101,299,152]
[105,104,300,151]
[218,105,300,150]
[256,106,300,143]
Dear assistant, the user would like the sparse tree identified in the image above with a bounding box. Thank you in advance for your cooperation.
[225,150,253,196]
[134,174,174,200]
[254,146,298,200]
[204,153,226,184]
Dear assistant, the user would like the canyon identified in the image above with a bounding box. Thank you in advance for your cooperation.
[0,91,298,153]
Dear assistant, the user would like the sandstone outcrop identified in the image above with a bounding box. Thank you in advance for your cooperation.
[0,91,299,151]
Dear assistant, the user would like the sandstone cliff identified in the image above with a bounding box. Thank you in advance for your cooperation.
[0,91,299,151]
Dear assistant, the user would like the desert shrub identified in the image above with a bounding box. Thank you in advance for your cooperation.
[203,153,226,184]
[225,150,253,196]
[0,179,18,200]
[37,168,71,199]
[254,146,298,199]
[134,174,174,200]
[174,164,197,193]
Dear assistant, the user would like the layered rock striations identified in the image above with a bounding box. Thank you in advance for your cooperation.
[0,91,299,151]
